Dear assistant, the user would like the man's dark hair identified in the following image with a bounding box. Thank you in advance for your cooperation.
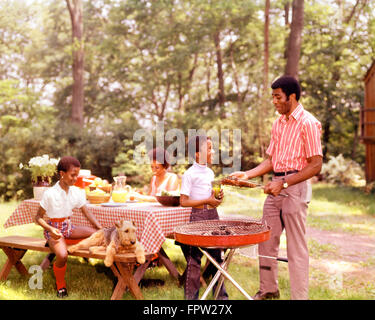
[271,75,301,101]
[148,147,170,169]
[187,135,211,160]
[57,156,81,173]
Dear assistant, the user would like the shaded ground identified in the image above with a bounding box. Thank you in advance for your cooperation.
[307,227,375,263]
[237,224,375,297]
[306,227,375,295]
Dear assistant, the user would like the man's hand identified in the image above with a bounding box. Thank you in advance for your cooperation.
[265,155,322,196]
[263,180,284,196]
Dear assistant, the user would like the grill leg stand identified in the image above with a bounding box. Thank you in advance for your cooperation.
[213,249,235,300]
[200,249,234,300]
[199,248,253,300]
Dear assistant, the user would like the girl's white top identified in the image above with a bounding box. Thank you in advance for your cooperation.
[180,162,214,201]
[40,181,86,218]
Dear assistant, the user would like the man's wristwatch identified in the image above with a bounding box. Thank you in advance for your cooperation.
[282,177,288,189]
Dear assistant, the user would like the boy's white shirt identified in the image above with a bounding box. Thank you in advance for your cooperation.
[40,181,87,218]
[180,161,214,201]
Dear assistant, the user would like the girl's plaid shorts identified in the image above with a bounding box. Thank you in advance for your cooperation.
[44,218,76,241]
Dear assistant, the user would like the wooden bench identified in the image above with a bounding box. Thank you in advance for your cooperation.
[0,235,153,300]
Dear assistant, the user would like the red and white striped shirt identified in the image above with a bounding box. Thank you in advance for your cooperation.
[266,104,323,172]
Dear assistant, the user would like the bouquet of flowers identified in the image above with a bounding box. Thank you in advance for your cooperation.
[19,154,60,185]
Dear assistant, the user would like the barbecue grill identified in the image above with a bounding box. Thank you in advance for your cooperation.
[174,219,270,249]
[174,218,271,300]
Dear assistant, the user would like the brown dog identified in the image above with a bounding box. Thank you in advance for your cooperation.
[68,220,146,267]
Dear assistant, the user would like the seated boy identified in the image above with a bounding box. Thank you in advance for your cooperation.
[179,135,228,300]
[35,156,102,298]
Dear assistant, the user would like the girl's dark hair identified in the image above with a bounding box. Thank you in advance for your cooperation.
[148,148,170,169]
[271,75,301,101]
[57,156,81,173]
[187,135,211,160]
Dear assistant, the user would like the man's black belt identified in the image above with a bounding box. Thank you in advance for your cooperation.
[274,170,299,176]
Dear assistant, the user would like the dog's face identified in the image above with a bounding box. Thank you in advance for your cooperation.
[115,220,138,246]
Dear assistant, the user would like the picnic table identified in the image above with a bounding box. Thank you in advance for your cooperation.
[2,199,193,299]
[4,199,192,254]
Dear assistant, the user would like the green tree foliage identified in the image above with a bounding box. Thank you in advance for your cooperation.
[0,0,374,200]
[301,1,372,164]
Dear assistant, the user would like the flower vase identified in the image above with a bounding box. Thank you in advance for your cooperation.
[33,177,50,201]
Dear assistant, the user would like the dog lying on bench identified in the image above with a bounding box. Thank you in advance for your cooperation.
[68,220,145,267]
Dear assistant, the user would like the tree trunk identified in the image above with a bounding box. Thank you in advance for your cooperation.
[263,0,270,95]
[178,52,198,112]
[229,43,242,108]
[205,52,213,100]
[213,30,225,117]
[322,117,330,159]
[177,72,184,112]
[66,0,84,127]
[160,80,171,121]
[285,0,304,79]
[259,0,271,160]
[345,0,360,24]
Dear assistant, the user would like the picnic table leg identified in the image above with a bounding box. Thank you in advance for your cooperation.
[117,262,144,300]
[110,264,126,300]
[0,247,28,281]
[158,246,180,279]
[110,262,144,300]
[133,258,152,284]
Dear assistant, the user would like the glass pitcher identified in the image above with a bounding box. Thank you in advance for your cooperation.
[112,176,131,202]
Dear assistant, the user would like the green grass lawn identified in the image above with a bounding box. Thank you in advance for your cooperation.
[306,184,375,235]
[0,183,374,300]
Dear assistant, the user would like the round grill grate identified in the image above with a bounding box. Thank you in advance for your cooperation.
[174,219,271,248]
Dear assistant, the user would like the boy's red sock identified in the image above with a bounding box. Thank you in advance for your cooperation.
[53,263,67,290]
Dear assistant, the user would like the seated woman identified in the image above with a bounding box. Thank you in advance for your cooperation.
[132,148,180,201]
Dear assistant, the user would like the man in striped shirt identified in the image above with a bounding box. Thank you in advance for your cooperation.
[231,75,323,300]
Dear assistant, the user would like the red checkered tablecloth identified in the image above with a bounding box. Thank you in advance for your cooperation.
[3,200,192,254]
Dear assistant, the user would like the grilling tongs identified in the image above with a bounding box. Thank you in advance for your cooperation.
[219,176,288,197]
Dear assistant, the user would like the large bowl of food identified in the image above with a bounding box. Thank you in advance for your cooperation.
[156,190,180,207]
[86,189,111,204]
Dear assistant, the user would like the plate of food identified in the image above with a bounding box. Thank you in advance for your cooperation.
[100,202,128,207]
[126,199,139,203]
